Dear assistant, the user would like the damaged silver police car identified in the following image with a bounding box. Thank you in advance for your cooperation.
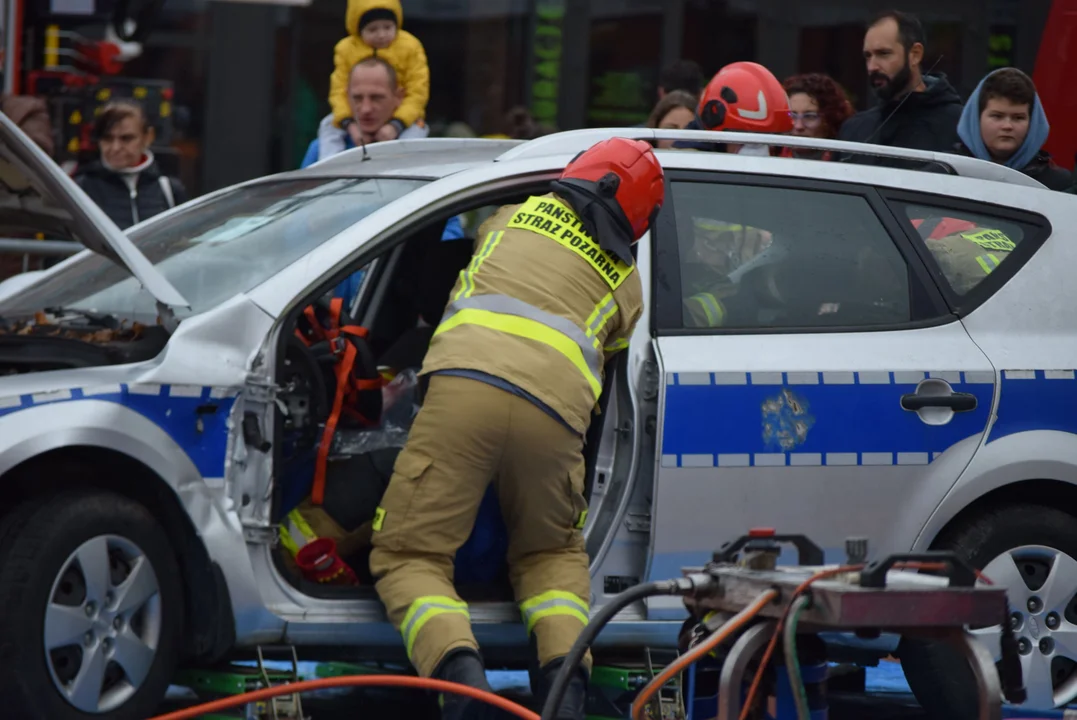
[1,111,1076,719]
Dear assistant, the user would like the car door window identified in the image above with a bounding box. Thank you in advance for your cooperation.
[667,181,913,330]
[899,202,1037,297]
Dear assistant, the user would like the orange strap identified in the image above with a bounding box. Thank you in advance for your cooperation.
[312,340,357,505]
[301,300,351,347]
[337,324,380,405]
[302,306,325,343]
[339,324,368,338]
[340,373,383,426]
[353,378,382,391]
[328,297,344,331]
[308,306,383,505]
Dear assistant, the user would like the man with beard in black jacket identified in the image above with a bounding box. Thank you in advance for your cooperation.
[839,10,964,166]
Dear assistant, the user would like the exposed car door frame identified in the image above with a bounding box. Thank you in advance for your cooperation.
[244,164,653,622]
[257,174,559,526]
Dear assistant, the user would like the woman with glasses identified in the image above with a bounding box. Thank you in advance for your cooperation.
[781,74,855,160]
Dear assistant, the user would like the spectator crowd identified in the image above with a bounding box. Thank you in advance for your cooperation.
[300,4,1074,194]
[0,3,1073,246]
[638,10,1073,191]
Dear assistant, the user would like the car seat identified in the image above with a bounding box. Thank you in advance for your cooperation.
[376,234,475,372]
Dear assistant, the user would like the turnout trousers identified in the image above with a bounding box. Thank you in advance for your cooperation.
[369,374,592,677]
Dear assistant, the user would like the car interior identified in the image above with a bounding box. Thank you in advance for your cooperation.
[269,189,622,602]
[677,205,914,329]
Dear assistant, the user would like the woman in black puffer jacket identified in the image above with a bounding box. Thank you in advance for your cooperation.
[74,100,187,230]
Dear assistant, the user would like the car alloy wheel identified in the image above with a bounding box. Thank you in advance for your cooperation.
[969,545,1077,708]
[44,534,163,714]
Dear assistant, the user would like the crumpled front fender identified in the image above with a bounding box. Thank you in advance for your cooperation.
[0,399,283,643]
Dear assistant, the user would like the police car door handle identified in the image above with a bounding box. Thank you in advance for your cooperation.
[900,392,977,413]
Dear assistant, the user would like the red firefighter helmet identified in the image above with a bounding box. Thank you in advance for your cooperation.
[697,61,793,134]
[559,137,665,242]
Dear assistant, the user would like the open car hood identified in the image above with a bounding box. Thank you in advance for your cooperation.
[0,113,189,309]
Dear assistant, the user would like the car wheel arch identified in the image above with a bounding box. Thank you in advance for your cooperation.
[926,478,1077,551]
[0,446,235,663]
[915,432,1077,554]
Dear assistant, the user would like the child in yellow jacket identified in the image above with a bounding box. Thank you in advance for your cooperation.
[329,0,429,146]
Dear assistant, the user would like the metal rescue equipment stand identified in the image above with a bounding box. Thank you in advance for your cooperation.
[172,646,309,720]
[678,530,1025,720]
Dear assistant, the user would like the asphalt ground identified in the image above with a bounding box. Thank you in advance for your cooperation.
[159,661,1076,719]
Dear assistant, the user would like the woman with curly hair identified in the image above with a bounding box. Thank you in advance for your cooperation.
[781,73,855,160]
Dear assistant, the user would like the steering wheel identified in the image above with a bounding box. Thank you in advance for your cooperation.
[298,297,384,427]
[280,334,330,453]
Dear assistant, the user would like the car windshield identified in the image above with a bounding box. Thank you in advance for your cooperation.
[0,176,426,321]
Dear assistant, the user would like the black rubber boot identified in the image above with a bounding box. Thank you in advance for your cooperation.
[534,657,588,720]
[527,636,546,706]
[432,647,496,720]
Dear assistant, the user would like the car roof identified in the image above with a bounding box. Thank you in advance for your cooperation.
[274,130,1049,194]
[281,138,524,180]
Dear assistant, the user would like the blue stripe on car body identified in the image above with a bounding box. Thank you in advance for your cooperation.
[661,370,995,468]
[988,369,1077,443]
[0,384,238,478]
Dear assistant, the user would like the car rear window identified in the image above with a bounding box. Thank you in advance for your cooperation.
[899,203,1037,297]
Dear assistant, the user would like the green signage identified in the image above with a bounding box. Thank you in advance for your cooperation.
[588,71,650,126]
[531,1,565,125]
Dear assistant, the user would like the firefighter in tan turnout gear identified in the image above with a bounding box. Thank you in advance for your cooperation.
[369,137,666,719]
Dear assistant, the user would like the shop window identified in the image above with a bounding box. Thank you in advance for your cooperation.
[923,22,963,92]
[798,24,867,109]
[586,12,662,127]
[681,1,757,81]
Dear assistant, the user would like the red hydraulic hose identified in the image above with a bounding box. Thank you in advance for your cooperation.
[149,674,541,720]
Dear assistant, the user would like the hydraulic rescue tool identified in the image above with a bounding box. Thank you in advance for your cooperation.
[152,529,1025,720]
[543,529,1026,720]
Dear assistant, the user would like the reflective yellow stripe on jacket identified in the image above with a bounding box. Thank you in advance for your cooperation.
[689,292,726,327]
[694,219,744,234]
[401,596,470,660]
[435,293,608,400]
[455,231,505,301]
[519,590,589,634]
[585,292,619,350]
[434,195,636,399]
[279,509,317,557]
[976,253,1002,275]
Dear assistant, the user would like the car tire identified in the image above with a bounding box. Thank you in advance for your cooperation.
[899,503,1077,717]
[0,490,185,719]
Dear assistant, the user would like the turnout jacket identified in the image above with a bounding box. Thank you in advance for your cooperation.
[421,193,644,434]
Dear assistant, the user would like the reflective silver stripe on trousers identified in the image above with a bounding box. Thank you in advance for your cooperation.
[402,600,470,650]
[520,595,590,633]
[442,294,604,384]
